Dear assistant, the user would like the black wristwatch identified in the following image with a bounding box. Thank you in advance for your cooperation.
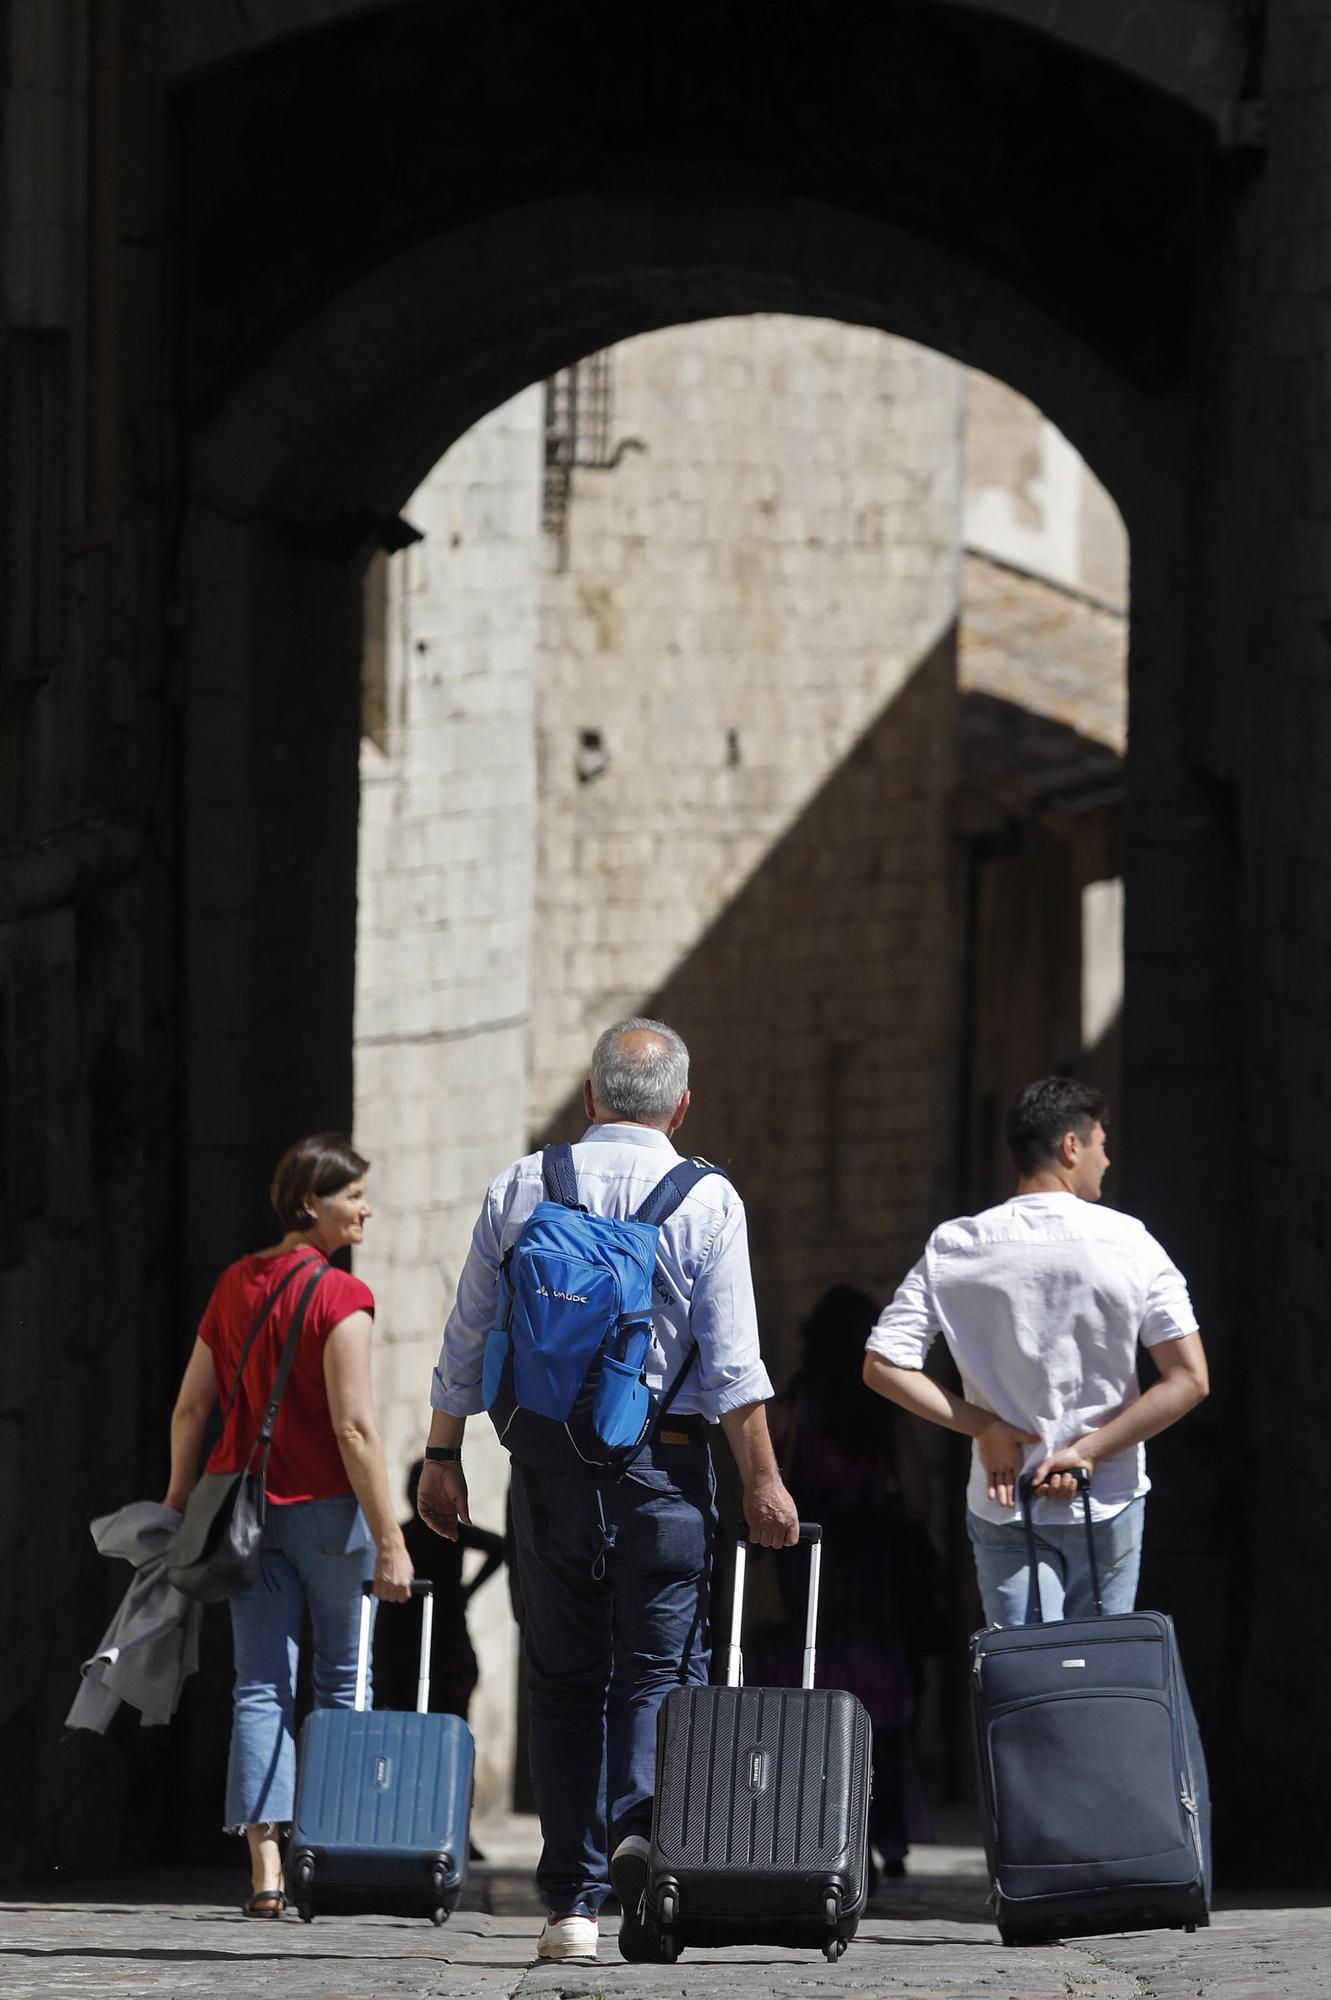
[424,1444,463,1463]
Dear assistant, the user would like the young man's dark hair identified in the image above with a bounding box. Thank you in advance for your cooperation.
[1005,1077,1109,1178]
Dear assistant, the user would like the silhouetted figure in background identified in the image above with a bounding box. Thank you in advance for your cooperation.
[373,1460,505,1719]
[765,1285,941,1883]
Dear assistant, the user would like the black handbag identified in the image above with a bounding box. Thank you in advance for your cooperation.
[167,1255,330,1604]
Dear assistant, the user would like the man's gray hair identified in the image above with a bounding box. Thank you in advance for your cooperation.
[590,1018,690,1124]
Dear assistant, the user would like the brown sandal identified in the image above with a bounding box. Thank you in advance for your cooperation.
[242,1888,287,1917]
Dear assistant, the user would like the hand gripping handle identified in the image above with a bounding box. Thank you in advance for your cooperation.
[1017,1468,1104,1621]
[355,1579,435,1713]
[727,1523,823,1692]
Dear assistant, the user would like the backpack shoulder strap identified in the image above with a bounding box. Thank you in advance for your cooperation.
[541,1142,582,1210]
[633,1156,727,1228]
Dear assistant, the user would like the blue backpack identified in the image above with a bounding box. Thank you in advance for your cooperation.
[482,1143,724,1468]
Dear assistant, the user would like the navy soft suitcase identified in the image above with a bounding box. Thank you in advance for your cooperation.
[643,1524,873,1963]
[970,1474,1211,1946]
[288,1580,474,1924]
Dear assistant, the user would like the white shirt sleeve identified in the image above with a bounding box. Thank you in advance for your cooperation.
[865,1250,938,1369]
[431,1181,504,1416]
[1138,1235,1199,1348]
[686,1199,773,1418]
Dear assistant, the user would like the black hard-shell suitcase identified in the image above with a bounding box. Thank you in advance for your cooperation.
[971,1474,1211,1946]
[644,1522,873,1962]
[288,1581,474,1923]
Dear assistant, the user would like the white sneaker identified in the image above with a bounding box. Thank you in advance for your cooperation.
[536,1913,599,1960]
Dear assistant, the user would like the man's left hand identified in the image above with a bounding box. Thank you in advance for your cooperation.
[976,1415,1039,1510]
[1030,1441,1096,1498]
[417,1461,471,1541]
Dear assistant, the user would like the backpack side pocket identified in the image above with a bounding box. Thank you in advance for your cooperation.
[590,1320,653,1451]
[482,1326,510,1409]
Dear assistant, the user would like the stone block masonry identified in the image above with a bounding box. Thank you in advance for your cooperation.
[352,319,967,1810]
[353,384,544,1814]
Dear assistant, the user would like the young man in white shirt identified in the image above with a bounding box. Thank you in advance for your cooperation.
[863,1077,1209,1625]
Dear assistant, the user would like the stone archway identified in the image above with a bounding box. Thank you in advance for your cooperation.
[160,0,1320,1879]
[180,182,1185,1272]
[175,175,1206,1818]
[166,0,1252,136]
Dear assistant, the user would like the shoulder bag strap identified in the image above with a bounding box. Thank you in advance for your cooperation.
[221,1254,321,1420]
[541,1142,583,1209]
[245,1261,332,1478]
[653,1339,699,1420]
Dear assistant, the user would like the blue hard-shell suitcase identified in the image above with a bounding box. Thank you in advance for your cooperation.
[970,1475,1211,1946]
[288,1580,474,1923]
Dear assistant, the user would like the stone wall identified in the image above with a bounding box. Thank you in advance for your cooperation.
[9,0,1323,1886]
[353,317,967,1806]
[351,316,1145,1814]
[352,385,543,1811]
[0,1,177,1877]
[1153,0,1331,1875]
[532,318,967,1345]
[960,376,1129,1207]
[965,372,1129,614]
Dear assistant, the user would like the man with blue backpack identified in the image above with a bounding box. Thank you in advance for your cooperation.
[418,1017,799,1963]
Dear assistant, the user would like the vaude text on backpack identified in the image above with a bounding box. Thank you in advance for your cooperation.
[481,1143,723,1467]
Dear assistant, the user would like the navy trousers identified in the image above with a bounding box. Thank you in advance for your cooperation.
[509,1433,716,1916]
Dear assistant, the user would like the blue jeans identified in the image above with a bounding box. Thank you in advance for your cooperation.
[967,1496,1145,1626]
[509,1434,716,1917]
[223,1493,375,1830]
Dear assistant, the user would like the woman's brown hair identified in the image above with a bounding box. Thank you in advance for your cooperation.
[270,1133,370,1234]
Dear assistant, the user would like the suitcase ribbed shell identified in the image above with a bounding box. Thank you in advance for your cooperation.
[289,1709,473,1915]
[649,1683,872,1941]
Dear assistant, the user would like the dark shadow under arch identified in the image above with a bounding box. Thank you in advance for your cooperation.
[190,187,1178,537]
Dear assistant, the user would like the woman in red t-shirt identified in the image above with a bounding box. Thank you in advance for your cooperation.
[163,1133,414,1915]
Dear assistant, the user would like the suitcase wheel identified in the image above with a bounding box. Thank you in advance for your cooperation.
[660,1932,681,1963]
[659,1888,678,1927]
[297,1906,313,1925]
[430,1907,448,1927]
[823,1892,847,1961]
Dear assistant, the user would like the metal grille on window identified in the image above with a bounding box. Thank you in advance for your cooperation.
[543,350,615,552]
[0,326,69,682]
[0,953,49,1224]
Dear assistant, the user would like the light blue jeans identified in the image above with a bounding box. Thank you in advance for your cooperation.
[967,1496,1145,1626]
[223,1493,375,1830]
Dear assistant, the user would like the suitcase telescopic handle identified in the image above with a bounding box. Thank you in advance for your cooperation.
[355,1579,435,1714]
[737,1520,822,1545]
[727,1522,823,1692]
[1018,1469,1104,1621]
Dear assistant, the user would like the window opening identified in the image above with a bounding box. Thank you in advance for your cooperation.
[543,350,616,554]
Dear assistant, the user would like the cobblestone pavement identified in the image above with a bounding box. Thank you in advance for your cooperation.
[3,1821,1328,2000]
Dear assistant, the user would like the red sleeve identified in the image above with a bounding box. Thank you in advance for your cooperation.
[310,1268,375,1342]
